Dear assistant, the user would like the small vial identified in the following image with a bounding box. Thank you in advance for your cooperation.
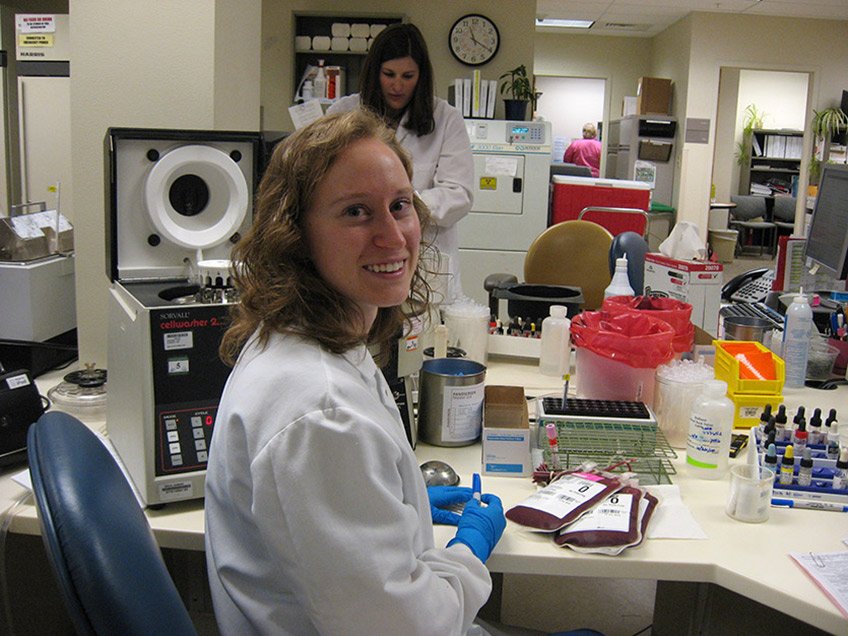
[797,447,813,487]
[808,408,823,446]
[763,443,778,479]
[774,404,788,442]
[792,418,808,456]
[827,422,840,460]
[779,445,795,485]
[833,448,848,490]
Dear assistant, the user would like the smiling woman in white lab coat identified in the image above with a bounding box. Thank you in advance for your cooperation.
[204,109,505,636]
[327,23,473,305]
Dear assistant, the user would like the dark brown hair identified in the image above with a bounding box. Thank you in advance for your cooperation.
[219,109,433,365]
[359,23,435,136]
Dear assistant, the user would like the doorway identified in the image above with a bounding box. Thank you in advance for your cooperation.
[712,68,810,202]
[534,75,606,165]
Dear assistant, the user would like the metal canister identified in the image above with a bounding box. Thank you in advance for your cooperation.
[417,358,486,447]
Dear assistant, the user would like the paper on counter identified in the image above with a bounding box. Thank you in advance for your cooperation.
[644,484,708,539]
[790,552,848,618]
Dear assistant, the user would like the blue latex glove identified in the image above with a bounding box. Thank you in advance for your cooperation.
[447,493,506,563]
[427,486,473,525]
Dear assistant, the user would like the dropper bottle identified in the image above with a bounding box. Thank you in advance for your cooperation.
[798,447,814,486]
[774,404,788,442]
[779,445,795,485]
[808,408,823,445]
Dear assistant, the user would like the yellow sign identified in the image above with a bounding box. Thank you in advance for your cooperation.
[479,177,497,190]
[19,34,53,48]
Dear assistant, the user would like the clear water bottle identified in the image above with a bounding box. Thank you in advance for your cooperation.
[604,256,634,299]
[539,305,571,376]
[782,291,812,388]
[686,379,734,479]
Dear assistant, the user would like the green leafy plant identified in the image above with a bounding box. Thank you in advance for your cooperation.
[498,64,540,106]
[735,104,766,166]
[811,107,848,141]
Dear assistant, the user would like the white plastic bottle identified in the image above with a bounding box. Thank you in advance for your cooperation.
[782,291,812,388]
[301,79,314,101]
[539,305,571,376]
[314,60,327,100]
[686,379,734,479]
[604,256,634,299]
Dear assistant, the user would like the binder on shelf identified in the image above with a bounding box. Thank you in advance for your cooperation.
[752,134,762,157]
[486,79,497,119]
[462,78,472,117]
[449,79,464,111]
[479,79,489,120]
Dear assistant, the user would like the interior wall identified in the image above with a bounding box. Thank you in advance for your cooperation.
[534,75,605,163]
[261,0,537,131]
[70,0,262,366]
[533,31,651,133]
[672,12,848,234]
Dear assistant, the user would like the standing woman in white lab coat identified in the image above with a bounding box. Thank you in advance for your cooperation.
[204,109,505,636]
[328,23,473,305]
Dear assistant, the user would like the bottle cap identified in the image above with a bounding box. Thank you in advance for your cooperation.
[800,447,813,467]
[549,305,567,319]
[775,404,787,424]
[782,445,794,464]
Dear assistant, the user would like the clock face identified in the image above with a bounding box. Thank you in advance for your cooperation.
[449,14,499,66]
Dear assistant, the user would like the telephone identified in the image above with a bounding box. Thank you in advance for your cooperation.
[721,268,776,303]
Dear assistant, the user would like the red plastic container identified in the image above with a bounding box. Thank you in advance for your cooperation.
[550,175,652,226]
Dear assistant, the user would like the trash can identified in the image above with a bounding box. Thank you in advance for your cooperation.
[709,229,738,263]
[570,311,676,404]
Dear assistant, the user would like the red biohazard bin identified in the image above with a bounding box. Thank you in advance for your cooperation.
[550,175,652,226]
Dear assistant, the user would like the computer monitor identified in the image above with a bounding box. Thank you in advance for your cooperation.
[804,163,848,279]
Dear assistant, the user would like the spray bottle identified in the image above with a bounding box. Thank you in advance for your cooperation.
[782,290,812,388]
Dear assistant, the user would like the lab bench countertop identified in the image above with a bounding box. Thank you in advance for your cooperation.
[2,356,848,636]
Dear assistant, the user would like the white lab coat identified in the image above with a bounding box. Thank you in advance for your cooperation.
[327,95,474,304]
[205,331,491,636]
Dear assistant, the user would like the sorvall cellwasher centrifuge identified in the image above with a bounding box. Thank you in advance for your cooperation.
[105,128,262,507]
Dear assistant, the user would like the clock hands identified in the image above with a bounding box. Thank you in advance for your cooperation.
[468,26,493,53]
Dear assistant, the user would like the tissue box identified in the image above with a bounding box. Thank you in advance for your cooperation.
[644,253,723,335]
[482,386,531,477]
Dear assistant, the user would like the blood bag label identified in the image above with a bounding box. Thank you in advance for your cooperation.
[441,382,484,442]
[564,493,634,533]
[164,331,194,351]
[518,473,607,518]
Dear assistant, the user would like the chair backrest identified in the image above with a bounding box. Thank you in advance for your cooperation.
[608,231,649,295]
[772,196,797,222]
[525,220,613,310]
[27,411,198,636]
[730,195,768,221]
[578,206,649,237]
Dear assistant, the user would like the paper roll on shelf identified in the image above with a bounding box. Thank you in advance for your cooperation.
[331,22,351,37]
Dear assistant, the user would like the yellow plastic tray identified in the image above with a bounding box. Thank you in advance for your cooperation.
[727,390,783,428]
[713,340,785,395]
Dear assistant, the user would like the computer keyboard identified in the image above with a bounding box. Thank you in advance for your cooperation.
[720,302,784,331]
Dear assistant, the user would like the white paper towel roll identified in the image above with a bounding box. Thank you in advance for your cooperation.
[294,36,311,51]
[370,23,386,38]
[350,23,370,38]
[331,22,351,37]
[349,37,368,52]
[331,37,349,51]
[312,36,331,51]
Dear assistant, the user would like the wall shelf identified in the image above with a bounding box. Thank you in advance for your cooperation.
[739,128,803,197]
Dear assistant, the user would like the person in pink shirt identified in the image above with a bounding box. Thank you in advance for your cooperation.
[563,123,602,177]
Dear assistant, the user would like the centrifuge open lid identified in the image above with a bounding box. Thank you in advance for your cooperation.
[106,128,263,283]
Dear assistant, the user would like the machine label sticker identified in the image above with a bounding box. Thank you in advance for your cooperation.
[6,374,31,390]
[17,14,56,32]
[405,335,419,352]
[164,331,194,351]
[479,176,497,190]
[159,481,194,502]
[19,34,53,48]
[168,357,190,375]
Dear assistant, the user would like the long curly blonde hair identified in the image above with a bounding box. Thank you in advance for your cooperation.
[220,109,434,365]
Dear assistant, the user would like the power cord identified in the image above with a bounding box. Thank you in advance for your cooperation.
[628,626,652,636]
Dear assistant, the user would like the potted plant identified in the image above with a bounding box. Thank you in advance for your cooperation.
[498,64,539,121]
[735,104,765,166]
[809,107,848,186]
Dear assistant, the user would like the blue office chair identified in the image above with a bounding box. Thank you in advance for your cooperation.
[27,411,198,636]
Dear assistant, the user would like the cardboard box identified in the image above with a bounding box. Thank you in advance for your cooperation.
[637,77,672,115]
[643,253,723,335]
[482,385,531,477]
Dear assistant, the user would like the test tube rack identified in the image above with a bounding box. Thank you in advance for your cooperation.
[751,426,848,505]
[535,397,677,485]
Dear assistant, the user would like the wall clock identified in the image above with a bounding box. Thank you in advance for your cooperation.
[449,14,499,66]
